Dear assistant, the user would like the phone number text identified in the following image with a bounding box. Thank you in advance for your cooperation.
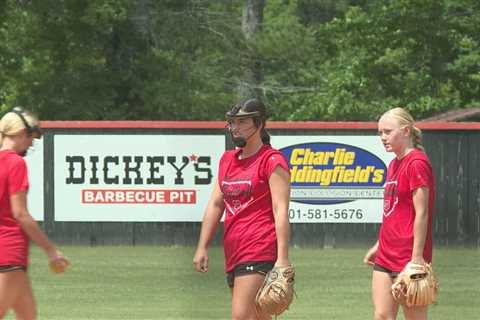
[288,208,364,222]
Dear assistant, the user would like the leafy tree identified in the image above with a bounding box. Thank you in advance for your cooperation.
[261,0,480,120]
[1,0,479,121]
[0,1,244,120]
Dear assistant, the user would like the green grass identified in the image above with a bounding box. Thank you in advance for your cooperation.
[4,246,480,319]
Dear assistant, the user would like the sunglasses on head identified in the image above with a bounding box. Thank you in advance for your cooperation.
[10,107,42,139]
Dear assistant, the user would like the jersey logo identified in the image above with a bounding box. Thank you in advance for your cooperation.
[383,180,398,217]
[221,179,253,215]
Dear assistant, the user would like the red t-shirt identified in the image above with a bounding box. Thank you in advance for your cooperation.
[219,144,289,272]
[0,150,30,266]
[375,149,435,272]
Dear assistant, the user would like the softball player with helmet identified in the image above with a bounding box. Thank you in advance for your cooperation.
[0,107,69,319]
[364,107,435,320]
[193,99,291,320]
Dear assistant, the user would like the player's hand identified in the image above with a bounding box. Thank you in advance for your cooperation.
[47,248,70,274]
[363,246,377,266]
[193,247,209,273]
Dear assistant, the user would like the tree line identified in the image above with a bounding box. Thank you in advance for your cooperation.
[1,0,479,121]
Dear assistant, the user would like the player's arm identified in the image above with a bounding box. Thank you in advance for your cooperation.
[269,166,291,267]
[10,191,64,262]
[411,187,429,264]
[193,180,224,272]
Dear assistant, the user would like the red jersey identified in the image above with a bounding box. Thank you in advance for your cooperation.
[0,150,30,266]
[375,149,435,272]
[219,144,289,272]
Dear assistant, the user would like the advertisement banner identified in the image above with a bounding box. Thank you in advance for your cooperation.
[25,139,44,221]
[273,135,394,223]
[54,135,224,221]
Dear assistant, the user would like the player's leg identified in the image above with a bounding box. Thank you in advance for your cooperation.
[402,304,427,320]
[11,271,36,320]
[0,273,14,318]
[0,268,26,318]
[372,269,399,320]
[231,273,271,320]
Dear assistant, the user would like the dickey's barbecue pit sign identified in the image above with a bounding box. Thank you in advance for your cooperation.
[54,135,224,221]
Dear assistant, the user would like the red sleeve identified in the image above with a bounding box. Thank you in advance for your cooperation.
[8,158,29,195]
[407,159,432,192]
[264,151,290,179]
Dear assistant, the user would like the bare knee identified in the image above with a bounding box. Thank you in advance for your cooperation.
[402,305,428,320]
[12,291,36,319]
[14,308,36,320]
[231,308,256,320]
[374,309,396,320]
[13,297,36,320]
[0,297,12,319]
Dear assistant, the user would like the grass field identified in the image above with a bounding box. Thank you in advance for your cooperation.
[4,246,480,320]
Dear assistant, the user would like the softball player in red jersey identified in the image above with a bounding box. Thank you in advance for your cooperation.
[193,99,291,320]
[0,108,69,320]
[364,107,435,320]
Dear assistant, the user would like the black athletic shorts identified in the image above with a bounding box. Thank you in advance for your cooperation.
[0,265,26,273]
[226,261,275,288]
[373,263,400,278]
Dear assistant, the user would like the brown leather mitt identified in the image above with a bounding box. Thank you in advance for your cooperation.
[255,265,295,316]
[391,262,438,307]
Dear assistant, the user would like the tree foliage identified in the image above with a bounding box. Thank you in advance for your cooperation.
[1,0,479,120]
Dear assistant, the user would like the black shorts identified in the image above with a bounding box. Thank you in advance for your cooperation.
[226,261,274,288]
[0,265,26,273]
[373,263,400,278]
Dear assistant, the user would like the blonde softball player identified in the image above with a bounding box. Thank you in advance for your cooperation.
[364,107,435,320]
[0,107,69,319]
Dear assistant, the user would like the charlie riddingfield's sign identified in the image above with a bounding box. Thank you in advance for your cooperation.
[274,135,393,223]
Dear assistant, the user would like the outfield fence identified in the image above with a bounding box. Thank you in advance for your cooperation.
[33,121,480,247]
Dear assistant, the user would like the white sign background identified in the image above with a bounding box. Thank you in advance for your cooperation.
[54,135,224,221]
[25,139,44,221]
[272,135,394,223]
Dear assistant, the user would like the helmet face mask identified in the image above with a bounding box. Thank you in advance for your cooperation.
[226,117,257,148]
[225,98,267,148]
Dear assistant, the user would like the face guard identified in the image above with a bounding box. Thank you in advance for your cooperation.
[226,117,257,148]
[225,99,266,147]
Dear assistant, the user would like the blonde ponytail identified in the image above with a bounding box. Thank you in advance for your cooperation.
[411,126,424,151]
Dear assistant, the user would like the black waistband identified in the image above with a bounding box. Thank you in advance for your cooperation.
[0,265,26,273]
